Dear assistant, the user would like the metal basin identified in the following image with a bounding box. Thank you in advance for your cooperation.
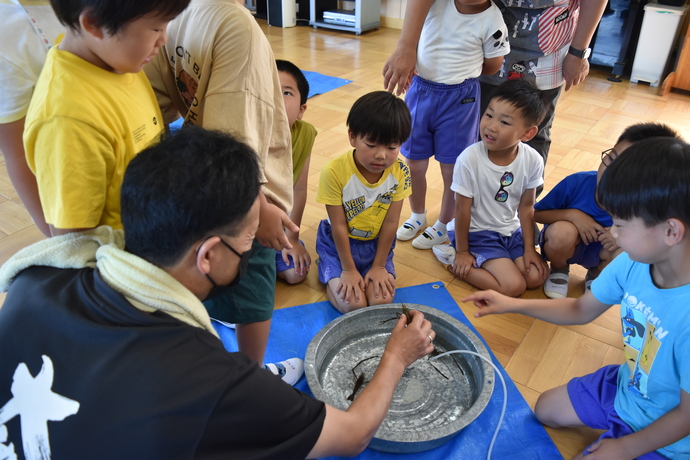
[305,303,494,453]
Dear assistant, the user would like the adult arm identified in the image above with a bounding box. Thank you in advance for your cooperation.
[562,0,607,91]
[307,310,434,458]
[0,118,50,236]
[256,190,299,251]
[365,199,403,299]
[382,0,435,95]
[518,188,547,277]
[577,390,690,460]
[533,208,604,245]
[326,203,366,303]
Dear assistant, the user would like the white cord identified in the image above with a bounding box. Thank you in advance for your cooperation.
[429,350,507,460]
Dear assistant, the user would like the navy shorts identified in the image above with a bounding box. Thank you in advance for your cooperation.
[401,76,480,165]
[567,365,666,459]
[315,220,396,284]
[539,225,603,269]
[449,228,524,268]
[275,239,306,272]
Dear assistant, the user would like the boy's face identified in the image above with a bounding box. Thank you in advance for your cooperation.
[480,98,537,155]
[87,13,172,74]
[349,132,400,178]
[597,139,632,184]
[609,216,666,265]
[279,71,307,128]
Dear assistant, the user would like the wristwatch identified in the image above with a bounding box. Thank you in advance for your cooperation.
[568,46,592,59]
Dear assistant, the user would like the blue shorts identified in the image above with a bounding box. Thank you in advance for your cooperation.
[275,239,306,272]
[568,365,666,459]
[539,225,602,269]
[401,76,480,165]
[315,220,396,284]
[449,228,524,268]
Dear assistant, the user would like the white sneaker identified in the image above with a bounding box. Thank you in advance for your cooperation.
[412,226,449,249]
[396,216,427,241]
[544,269,569,299]
[264,358,304,386]
[433,244,456,265]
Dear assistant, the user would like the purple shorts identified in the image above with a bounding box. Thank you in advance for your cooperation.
[275,239,306,273]
[401,76,480,165]
[449,228,524,268]
[568,365,667,459]
[539,225,602,269]
[315,220,396,284]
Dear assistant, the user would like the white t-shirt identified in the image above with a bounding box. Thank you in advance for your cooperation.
[451,141,543,236]
[416,0,510,85]
[0,0,63,123]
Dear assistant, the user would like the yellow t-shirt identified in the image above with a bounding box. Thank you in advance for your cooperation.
[317,150,412,241]
[24,47,164,230]
[291,119,317,185]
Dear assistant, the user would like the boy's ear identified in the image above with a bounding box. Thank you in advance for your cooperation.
[348,130,357,148]
[297,103,307,121]
[79,9,105,40]
[664,218,686,246]
[520,125,539,143]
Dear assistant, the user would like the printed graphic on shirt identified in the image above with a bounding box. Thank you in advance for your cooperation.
[176,69,198,108]
[620,293,667,398]
[491,30,509,50]
[0,355,80,460]
[494,171,514,202]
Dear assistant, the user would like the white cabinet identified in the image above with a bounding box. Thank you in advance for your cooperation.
[309,0,380,35]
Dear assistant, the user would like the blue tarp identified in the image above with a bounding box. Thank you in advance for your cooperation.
[303,70,352,98]
[213,282,563,460]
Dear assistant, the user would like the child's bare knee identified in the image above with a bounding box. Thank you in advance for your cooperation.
[278,270,305,285]
[497,277,526,297]
[544,221,579,248]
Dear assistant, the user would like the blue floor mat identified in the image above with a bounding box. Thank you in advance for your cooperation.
[213,282,563,460]
[303,70,353,98]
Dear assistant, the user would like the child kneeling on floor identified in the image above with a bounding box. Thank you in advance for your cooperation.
[536,122,679,299]
[465,137,690,459]
[316,91,412,313]
[433,79,548,296]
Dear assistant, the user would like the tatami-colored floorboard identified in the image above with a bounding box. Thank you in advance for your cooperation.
[1,19,689,458]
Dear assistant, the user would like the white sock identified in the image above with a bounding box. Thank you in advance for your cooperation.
[409,211,426,223]
[433,220,447,234]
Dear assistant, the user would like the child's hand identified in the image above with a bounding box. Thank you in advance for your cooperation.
[451,251,476,279]
[598,228,620,253]
[364,266,395,300]
[462,290,512,318]
[575,437,631,460]
[281,241,311,277]
[522,248,548,279]
[337,270,366,304]
[256,200,300,251]
[570,212,605,245]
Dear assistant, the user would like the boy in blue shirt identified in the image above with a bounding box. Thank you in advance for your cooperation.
[465,137,690,459]
[316,92,412,313]
[536,123,679,299]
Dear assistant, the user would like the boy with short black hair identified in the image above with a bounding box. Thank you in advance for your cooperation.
[536,122,679,299]
[433,79,548,296]
[465,137,690,459]
[316,91,412,313]
[24,0,190,236]
[275,59,317,284]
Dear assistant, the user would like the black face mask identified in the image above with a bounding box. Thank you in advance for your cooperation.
[200,237,253,301]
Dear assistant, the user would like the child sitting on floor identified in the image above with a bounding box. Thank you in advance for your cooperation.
[433,79,548,296]
[316,91,412,313]
[536,122,679,298]
[275,59,317,284]
[465,137,690,459]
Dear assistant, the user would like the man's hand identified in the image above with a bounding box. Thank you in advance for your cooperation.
[570,211,605,245]
[598,228,620,252]
[281,239,311,276]
[522,247,549,279]
[337,270,366,304]
[384,310,435,368]
[562,53,590,92]
[462,290,514,318]
[383,48,417,96]
[256,198,300,251]
[451,251,477,279]
[364,266,394,300]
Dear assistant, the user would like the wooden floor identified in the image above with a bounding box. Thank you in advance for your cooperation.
[3,19,690,459]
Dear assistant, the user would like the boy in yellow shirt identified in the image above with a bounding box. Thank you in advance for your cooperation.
[24,0,190,236]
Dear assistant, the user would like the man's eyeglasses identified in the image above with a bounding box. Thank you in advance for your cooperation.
[601,148,619,167]
[494,171,514,202]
